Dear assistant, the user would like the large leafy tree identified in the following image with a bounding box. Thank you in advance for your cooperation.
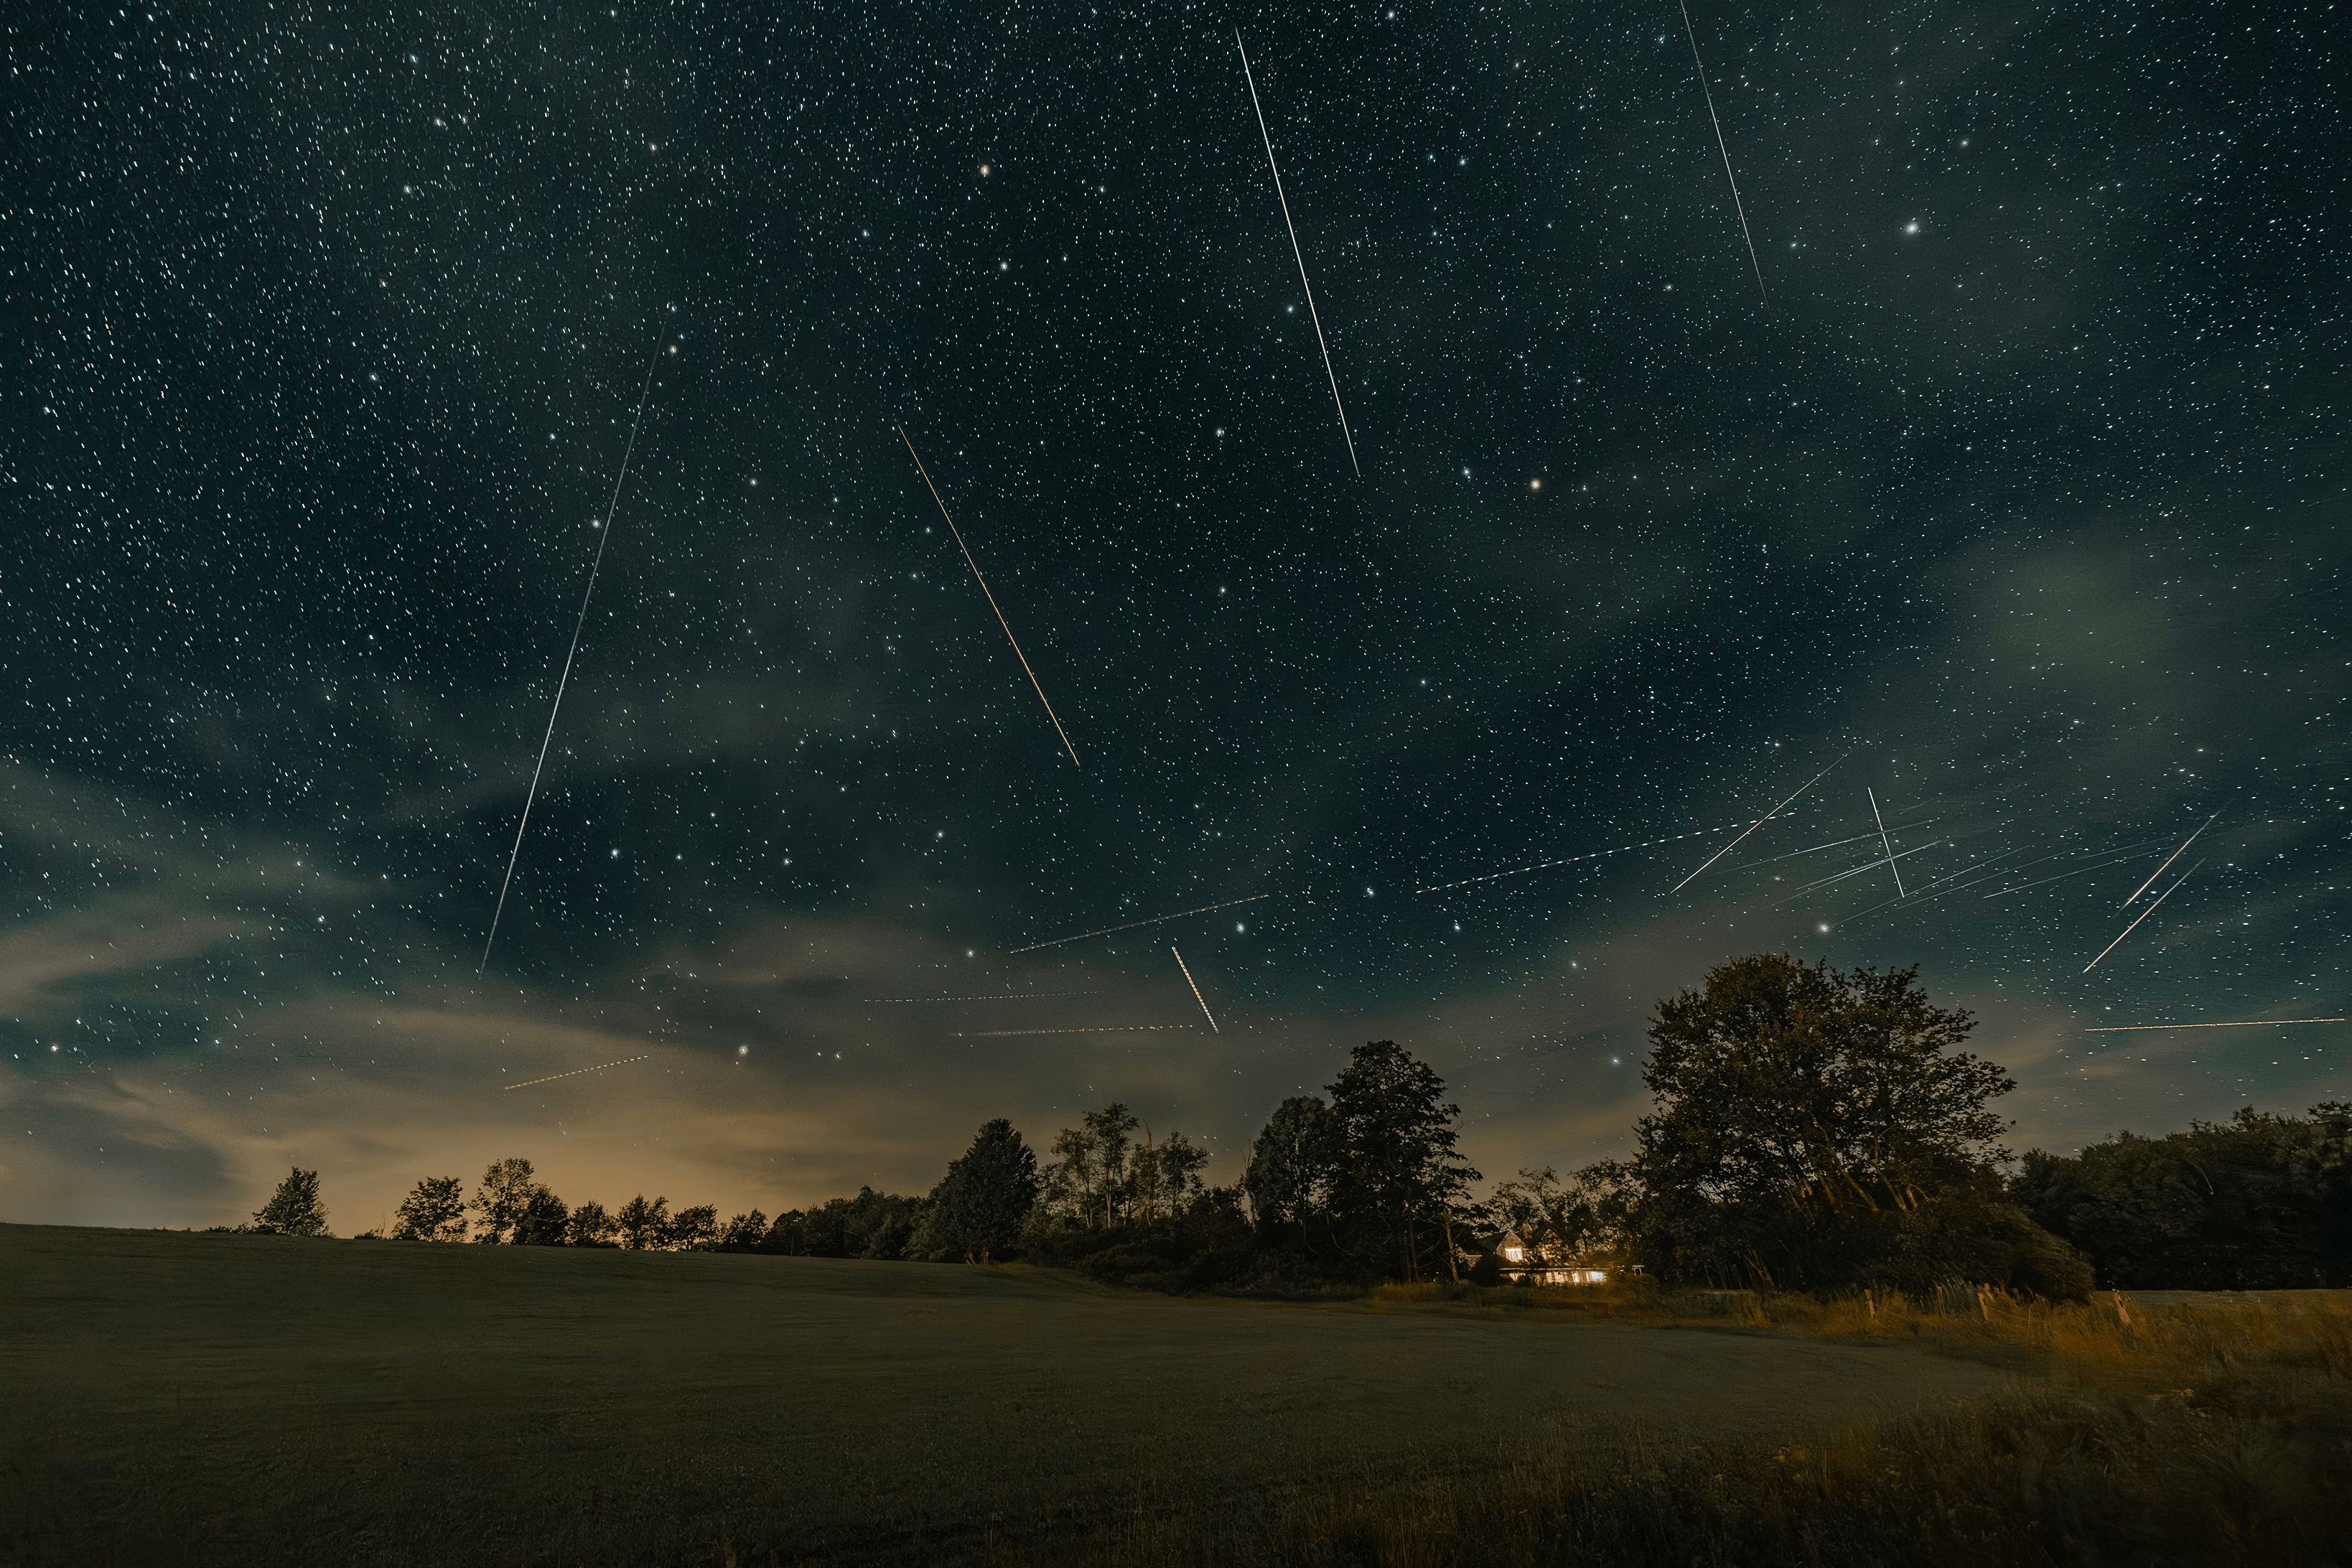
[615,1194,671,1250]
[1243,1096,1334,1231]
[2015,1103,2352,1289]
[1628,954,2028,1289]
[391,1176,467,1242]
[1323,1041,1480,1281]
[470,1158,556,1244]
[1037,1103,1142,1231]
[923,1118,1042,1260]
[252,1166,330,1236]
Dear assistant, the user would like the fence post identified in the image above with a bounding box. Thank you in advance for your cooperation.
[2111,1289,2132,1329]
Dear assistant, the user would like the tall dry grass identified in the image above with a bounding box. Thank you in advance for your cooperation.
[989,1286,2352,1567]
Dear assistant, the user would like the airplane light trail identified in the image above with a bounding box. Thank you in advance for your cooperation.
[1668,750,1852,894]
[1420,821,1748,895]
[957,1025,1199,1038]
[483,336,667,973]
[1238,31,1359,477]
[503,1055,651,1091]
[1675,0,1767,304]
[900,426,1081,767]
[1867,788,1905,897]
[2083,858,2205,973]
[863,990,1105,1004]
[2083,1017,2343,1033]
[2122,815,2218,907]
[1007,894,1269,954]
[1172,946,1220,1033]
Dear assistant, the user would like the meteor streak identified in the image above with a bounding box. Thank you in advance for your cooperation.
[1844,846,2027,920]
[958,1025,1199,1038]
[1007,893,1269,953]
[1788,839,1942,897]
[2122,816,2218,907]
[1172,946,1220,1033]
[900,427,1080,767]
[483,335,668,973]
[863,989,1105,1004]
[2083,858,2204,973]
[1238,31,1360,477]
[1867,788,1905,897]
[1982,849,2159,899]
[503,1055,651,1091]
[1668,750,1851,893]
[2083,1017,2344,1033]
[1676,0,1768,305]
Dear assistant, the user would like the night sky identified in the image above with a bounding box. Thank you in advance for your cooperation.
[7,0,2343,1231]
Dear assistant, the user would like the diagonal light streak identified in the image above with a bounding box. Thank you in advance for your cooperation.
[1238,31,1360,477]
[1867,787,1905,897]
[1842,846,2028,920]
[1676,0,1768,305]
[1172,946,1220,1034]
[1669,750,1851,893]
[1007,894,1269,954]
[1788,839,1941,897]
[2083,1017,2343,1034]
[1420,821,1749,895]
[503,1055,651,1091]
[863,989,1105,1004]
[483,335,667,973]
[900,427,1080,767]
[2122,815,2218,907]
[2083,859,2205,973]
[957,1025,1199,1038]
[1982,849,2160,900]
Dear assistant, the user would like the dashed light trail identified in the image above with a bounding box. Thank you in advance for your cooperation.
[503,1055,652,1092]
[1007,894,1269,953]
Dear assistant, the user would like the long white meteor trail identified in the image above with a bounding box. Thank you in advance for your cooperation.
[1008,893,1269,954]
[1676,0,1767,305]
[483,336,668,972]
[900,427,1081,767]
[1867,788,1905,897]
[2083,858,2204,973]
[2122,815,2218,907]
[1668,750,1850,894]
[1172,946,1220,1034]
[958,1025,1199,1038]
[1238,31,1360,477]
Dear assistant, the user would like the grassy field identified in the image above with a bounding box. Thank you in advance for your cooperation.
[4,1223,2348,1565]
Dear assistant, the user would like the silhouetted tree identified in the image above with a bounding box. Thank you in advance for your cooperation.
[1134,1128,1210,1224]
[566,1199,617,1248]
[668,1203,720,1251]
[2015,1103,2352,1289]
[253,1166,330,1236]
[391,1176,467,1242]
[470,1158,549,1244]
[1622,954,2076,1292]
[919,1119,1040,1260]
[1243,1096,1335,1230]
[513,1186,570,1246]
[1038,1104,1141,1231]
[1324,1041,1480,1281]
[615,1194,670,1250]
[717,1210,769,1251]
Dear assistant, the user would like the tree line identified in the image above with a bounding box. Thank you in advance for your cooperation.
[239,954,2352,1294]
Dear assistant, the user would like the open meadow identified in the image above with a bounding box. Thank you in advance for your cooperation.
[5,1223,2351,1566]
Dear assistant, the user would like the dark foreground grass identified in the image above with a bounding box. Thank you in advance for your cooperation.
[4,1223,2348,1565]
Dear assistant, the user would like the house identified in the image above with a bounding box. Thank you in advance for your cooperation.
[1465,1225,1618,1287]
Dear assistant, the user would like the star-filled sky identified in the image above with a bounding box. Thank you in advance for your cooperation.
[6,0,2343,1232]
